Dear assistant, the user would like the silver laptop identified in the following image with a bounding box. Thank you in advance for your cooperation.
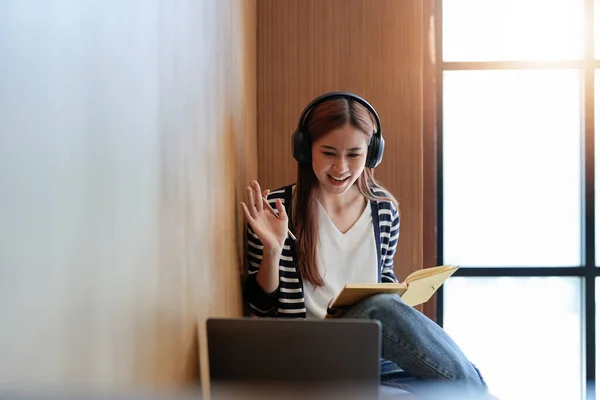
[206,317,382,399]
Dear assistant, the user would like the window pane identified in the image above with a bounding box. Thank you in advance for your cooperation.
[444,277,582,400]
[442,0,585,62]
[443,70,582,267]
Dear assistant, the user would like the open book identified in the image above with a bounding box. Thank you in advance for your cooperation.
[325,265,459,318]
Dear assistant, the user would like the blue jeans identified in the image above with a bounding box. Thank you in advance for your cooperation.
[340,293,488,396]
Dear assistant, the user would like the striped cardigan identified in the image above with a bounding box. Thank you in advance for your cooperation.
[244,184,400,318]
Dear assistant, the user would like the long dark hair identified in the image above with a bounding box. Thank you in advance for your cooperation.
[293,97,398,287]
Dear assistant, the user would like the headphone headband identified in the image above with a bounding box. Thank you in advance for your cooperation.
[297,91,382,135]
[292,91,386,169]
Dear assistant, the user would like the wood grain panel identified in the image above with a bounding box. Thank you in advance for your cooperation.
[0,0,256,394]
[257,0,423,284]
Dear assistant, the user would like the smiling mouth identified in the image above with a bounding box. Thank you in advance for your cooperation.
[328,174,350,182]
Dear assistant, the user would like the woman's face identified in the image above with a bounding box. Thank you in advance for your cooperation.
[311,123,369,196]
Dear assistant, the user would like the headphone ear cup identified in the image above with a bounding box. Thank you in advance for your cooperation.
[365,136,376,168]
[292,129,308,164]
[366,134,385,168]
[375,135,385,167]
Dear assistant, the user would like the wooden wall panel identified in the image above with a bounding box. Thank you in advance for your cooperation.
[257,0,423,283]
[0,0,256,394]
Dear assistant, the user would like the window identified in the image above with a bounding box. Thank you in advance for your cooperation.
[442,70,582,267]
[442,0,585,62]
[444,277,581,399]
[436,1,598,399]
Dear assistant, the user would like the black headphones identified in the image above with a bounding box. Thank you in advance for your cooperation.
[291,91,385,168]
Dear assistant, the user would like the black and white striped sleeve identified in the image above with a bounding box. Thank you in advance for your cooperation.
[381,205,400,283]
[243,223,278,316]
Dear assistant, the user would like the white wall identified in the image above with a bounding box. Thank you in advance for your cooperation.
[0,0,256,392]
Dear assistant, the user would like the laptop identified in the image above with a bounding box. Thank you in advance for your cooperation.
[205,317,382,399]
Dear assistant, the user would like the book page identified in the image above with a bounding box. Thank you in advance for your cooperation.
[404,265,458,283]
[401,266,459,307]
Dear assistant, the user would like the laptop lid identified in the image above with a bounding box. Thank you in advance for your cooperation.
[206,317,381,395]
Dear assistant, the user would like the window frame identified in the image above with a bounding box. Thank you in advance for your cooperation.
[431,0,598,396]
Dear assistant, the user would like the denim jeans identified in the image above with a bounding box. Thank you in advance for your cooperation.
[339,293,488,396]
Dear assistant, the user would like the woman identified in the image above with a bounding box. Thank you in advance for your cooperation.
[240,92,489,395]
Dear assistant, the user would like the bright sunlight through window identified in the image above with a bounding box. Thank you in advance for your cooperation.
[443,70,581,267]
[441,1,598,399]
[443,0,585,61]
[444,277,582,400]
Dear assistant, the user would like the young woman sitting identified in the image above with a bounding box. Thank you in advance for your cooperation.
[240,92,489,396]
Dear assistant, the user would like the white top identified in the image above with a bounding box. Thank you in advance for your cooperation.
[303,200,379,319]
